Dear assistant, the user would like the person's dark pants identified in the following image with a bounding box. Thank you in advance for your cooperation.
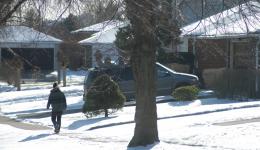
[51,111,62,130]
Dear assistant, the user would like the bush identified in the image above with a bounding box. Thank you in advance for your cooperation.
[0,59,22,87]
[212,69,259,100]
[82,74,126,117]
[172,85,200,101]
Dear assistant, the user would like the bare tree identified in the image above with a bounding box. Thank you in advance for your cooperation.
[22,8,42,29]
[82,0,122,23]
[1,54,23,91]
[0,0,27,25]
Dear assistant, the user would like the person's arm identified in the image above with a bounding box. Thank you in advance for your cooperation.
[64,94,67,109]
[47,94,51,109]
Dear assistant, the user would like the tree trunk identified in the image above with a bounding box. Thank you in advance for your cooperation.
[128,49,159,147]
[62,67,66,87]
[126,0,159,147]
[57,66,61,84]
[104,109,108,118]
[15,69,21,91]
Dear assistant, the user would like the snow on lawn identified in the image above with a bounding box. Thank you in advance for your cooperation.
[2,105,260,149]
[2,70,260,149]
[0,85,84,118]
[0,123,207,150]
[0,69,86,118]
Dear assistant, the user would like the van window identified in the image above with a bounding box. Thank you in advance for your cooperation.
[104,68,121,81]
[157,66,170,78]
[120,67,134,81]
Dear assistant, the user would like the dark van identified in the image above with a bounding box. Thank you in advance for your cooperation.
[84,62,199,101]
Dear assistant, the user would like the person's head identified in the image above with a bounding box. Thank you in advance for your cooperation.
[53,82,58,88]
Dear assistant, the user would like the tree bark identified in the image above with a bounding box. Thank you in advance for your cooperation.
[126,0,159,147]
[15,69,21,91]
[128,48,159,147]
[57,65,61,84]
[62,66,66,87]
[104,109,108,118]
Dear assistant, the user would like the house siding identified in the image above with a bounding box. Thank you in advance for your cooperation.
[189,38,257,71]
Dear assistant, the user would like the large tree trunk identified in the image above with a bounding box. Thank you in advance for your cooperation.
[128,47,159,147]
[126,0,159,147]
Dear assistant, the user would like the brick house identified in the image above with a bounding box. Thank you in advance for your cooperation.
[181,1,260,71]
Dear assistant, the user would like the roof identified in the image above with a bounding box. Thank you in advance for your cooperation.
[72,20,123,33]
[0,26,62,43]
[78,21,127,44]
[181,1,260,38]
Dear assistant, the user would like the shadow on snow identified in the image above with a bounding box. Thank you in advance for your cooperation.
[68,116,117,130]
[19,133,52,142]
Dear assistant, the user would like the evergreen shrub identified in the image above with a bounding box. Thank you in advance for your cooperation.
[82,74,126,117]
[172,85,199,101]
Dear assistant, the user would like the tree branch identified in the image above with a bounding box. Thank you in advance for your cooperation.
[0,0,27,25]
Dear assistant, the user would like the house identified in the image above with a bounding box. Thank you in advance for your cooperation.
[181,1,260,70]
[0,26,62,74]
[178,0,249,25]
[73,20,126,67]
[179,1,260,90]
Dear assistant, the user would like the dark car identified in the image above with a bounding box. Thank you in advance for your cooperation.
[84,62,199,101]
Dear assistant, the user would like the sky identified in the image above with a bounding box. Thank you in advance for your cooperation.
[20,0,124,21]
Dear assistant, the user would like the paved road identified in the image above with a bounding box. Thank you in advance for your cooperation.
[214,117,260,126]
[0,115,50,130]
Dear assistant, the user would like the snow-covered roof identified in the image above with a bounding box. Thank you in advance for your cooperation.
[72,20,123,33]
[0,26,62,43]
[181,1,260,38]
[78,21,127,44]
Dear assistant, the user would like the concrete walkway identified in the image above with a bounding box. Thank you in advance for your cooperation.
[0,115,50,130]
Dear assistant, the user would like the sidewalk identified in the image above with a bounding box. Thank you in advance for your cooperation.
[0,115,50,130]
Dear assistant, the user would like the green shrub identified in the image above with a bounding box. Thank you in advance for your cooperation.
[82,74,126,118]
[172,85,200,101]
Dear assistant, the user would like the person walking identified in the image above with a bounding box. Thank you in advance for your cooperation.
[47,82,67,133]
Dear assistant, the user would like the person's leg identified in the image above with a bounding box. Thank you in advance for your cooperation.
[51,111,57,128]
[56,111,62,132]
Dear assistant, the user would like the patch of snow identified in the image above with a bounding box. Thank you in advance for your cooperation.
[72,20,123,33]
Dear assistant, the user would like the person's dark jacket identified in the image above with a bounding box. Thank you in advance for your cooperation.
[47,88,67,112]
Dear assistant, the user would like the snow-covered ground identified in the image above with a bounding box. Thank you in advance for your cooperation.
[1,70,260,149]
